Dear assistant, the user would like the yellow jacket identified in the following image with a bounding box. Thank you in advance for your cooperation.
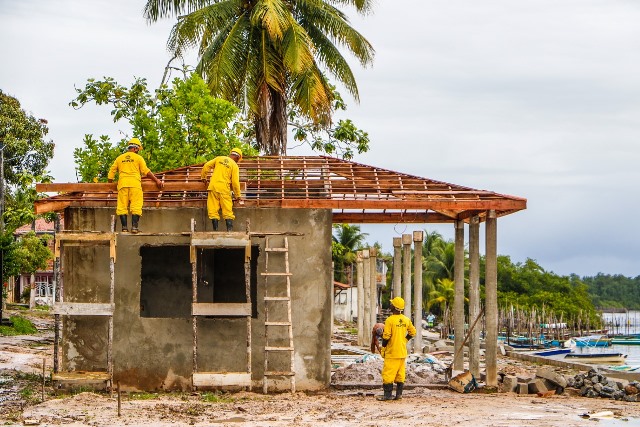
[201,156,241,196]
[108,152,151,190]
[382,314,417,359]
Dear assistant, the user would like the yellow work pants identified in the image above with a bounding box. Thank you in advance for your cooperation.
[116,187,143,216]
[207,191,234,220]
[381,357,406,384]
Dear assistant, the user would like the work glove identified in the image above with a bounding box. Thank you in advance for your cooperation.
[380,347,386,359]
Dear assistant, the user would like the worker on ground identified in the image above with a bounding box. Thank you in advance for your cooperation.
[108,138,164,234]
[371,322,385,354]
[378,297,416,401]
[201,148,242,231]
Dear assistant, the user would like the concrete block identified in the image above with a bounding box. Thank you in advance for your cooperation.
[516,383,529,394]
[517,375,532,383]
[528,379,549,394]
[536,367,567,388]
[502,375,518,392]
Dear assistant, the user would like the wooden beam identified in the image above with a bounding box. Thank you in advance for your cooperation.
[37,181,208,192]
[192,303,251,316]
[280,199,527,210]
[192,372,251,387]
[191,233,250,248]
[52,302,114,315]
[332,212,455,223]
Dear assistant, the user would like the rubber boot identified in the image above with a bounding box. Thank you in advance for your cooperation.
[377,383,394,401]
[394,382,404,400]
[131,214,140,234]
[212,219,219,231]
[119,215,128,233]
[225,219,233,232]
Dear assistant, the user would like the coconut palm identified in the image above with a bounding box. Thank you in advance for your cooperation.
[332,223,367,283]
[144,0,375,155]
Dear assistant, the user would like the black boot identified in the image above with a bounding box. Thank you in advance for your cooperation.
[119,215,128,233]
[377,383,394,401]
[394,382,404,400]
[225,219,233,232]
[131,214,140,234]
[212,219,219,231]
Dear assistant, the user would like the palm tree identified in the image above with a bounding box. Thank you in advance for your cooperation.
[144,0,375,155]
[332,224,367,283]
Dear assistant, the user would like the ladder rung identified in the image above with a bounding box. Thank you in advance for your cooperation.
[265,347,294,351]
[264,297,290,301]
[265,247,288,252]
[261,273,292,276]
[264,371,295,376]
[265,322,291,326]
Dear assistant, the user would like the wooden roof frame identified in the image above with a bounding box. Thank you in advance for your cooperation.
[35,156,526,223]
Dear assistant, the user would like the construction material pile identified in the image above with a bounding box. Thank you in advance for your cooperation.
[331,354,444,385]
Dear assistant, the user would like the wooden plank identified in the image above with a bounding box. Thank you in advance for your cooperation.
[192,303,251,316]
[332,211,455,223]
[57,232,115,242]
[191,232,250,248]
[37,181,208,192]
[192,372,251,387]
[52,302,114,315]
[52,371,111,381]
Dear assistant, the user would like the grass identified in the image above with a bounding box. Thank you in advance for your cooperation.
[0,316,38,336]
[201,391,234,403]
[130,392,159,400]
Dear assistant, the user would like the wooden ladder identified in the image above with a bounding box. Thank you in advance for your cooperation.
[52,218,116,390]
[262,236,295,393]
[190,219,253,390]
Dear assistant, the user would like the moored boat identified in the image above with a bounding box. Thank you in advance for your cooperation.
[565,352,627,364]
[533,348,572,357]
[574,335,612,347]
[610,337,640,345]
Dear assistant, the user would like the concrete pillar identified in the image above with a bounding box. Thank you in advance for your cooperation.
[453,220,465,370]
[369,247,378,329]
[356,251,364,346]
[413,230,424,354]
[402,234,412,319]
[363,249,371,348]
[468,216,481,378]
[485,210,498,387]
[392,237,402,299]
[29,273,36,309]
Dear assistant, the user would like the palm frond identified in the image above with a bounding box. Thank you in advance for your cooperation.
[144,0,214,21]
[251,0,291,41]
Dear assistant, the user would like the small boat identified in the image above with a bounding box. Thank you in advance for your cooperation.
[611,337,640,345]
[565,353,627,364]
[573,335,612,347]
[533,348,572,357]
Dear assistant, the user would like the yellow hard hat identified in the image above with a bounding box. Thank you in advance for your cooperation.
[230,147,242,160]
[390,297,405,311]
[128,137,142,150]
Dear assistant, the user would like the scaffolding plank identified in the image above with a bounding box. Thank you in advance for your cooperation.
[52,371,111,381]
[191,232,250,248]
[192,372,251,387]
[57,232,115,242]
[192,303,251,316]
[53,303,114,315]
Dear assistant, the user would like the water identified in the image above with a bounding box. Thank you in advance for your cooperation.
[602,310,640,366]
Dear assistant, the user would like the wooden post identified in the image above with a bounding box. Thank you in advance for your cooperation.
[362,249,371,348]
[485,210,498,387]
[401,234,412,319]
[369,247,378,329]
[413,231,424,354]
[392,237,402,300]
[468,216,480,378]
[117,381,121,417]
[453,220,465,370]
[356,251,364,346]
[41,358,45,402]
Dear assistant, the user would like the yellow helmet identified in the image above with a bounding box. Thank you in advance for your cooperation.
[390,297,405,311]
[128,137,142,150]
[230,147,243,160]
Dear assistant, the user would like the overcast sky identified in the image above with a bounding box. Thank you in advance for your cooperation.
[1,0,639,278]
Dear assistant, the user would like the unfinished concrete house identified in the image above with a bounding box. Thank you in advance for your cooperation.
[35,156,526,392]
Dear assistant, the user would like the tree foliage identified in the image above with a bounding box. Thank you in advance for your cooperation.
[3,232,52,278]
[144,0,375,156]
[332,223,368,283]
[71,74,257,181]
[582,273,640,310]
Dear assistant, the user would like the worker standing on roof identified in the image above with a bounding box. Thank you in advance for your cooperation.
[201,148,242,231]
[378,297,416,401]
[371,322,385,354]
[108,138,164,234]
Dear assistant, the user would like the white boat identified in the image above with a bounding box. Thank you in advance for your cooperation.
[565,352,627,365]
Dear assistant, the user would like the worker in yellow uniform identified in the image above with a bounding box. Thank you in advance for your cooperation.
[108,138,164,233]
[378,297,416,401]
[200,148,242,231]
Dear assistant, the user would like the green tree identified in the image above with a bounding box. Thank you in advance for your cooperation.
[4,232,52,279]
[426,278,456,316]
[144,0,375,156]
[332,223,368,283]
[71,74,257,181]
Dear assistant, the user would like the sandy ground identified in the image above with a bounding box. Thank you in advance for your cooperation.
[1,310,640,427]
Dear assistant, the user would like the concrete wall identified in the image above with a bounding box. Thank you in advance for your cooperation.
[62,206,332,391]
[334,287,357,323]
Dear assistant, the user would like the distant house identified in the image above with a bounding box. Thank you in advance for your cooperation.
[11,218,56,306]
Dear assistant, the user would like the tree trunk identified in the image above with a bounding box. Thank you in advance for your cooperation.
[254,85,288,155]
